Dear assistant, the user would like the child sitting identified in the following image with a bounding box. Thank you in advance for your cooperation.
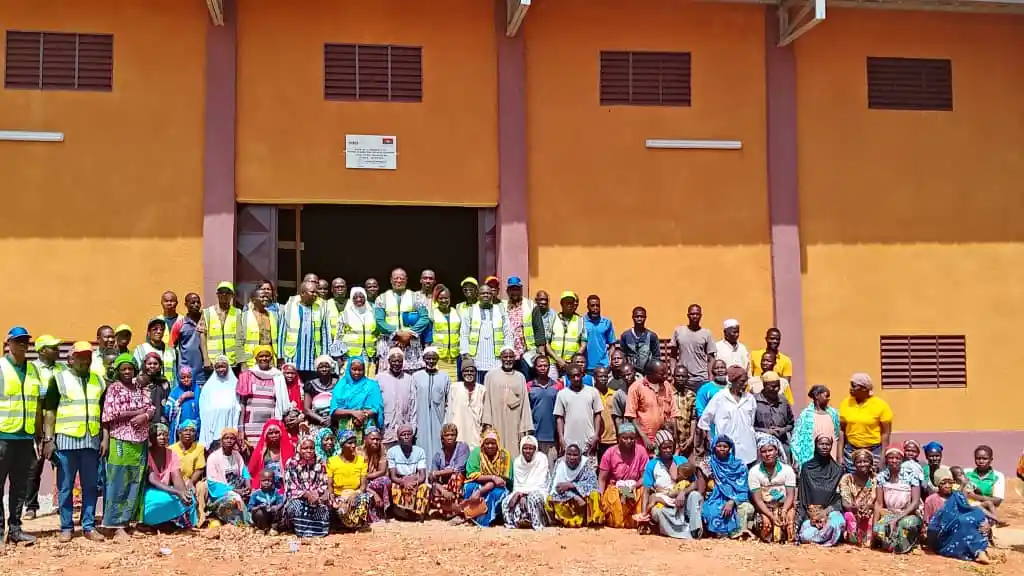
[248,469,285,534]
[950,466,1004,526]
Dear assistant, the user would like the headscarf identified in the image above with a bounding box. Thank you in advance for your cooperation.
[548,443,599,498]
[178,419,197,432]
[511,436,549,494]
[281,362,303,409]
[168,365,202,443]
[337,429,357,446]
[923,441,943,455]
[702,435,749,536]
[314,426,339,461]
[796,434,843,524]
[726,365,747,383]
[242,351,290,419]
[247,419,295,491]
[754,432,790,465]
[150,422,169,437]
[468,430,511,480]
[297,437,318,465]
[422,346,440,357]
[343,287,375,328]
[617,421,637,436]
[198,359,241,447]
[884,445,905,459]
[113,353,137,373]
[143,351,163,373]
[252,345,274,361]
[387,347,404,360]
[932,466,953,484]
[903,440,922,461]
[850,448,874,471]
[315,355,335,371]
[850,373,873,391]
[220,427,239,440]
[328,356,384,431]
[180,366,193,378]
[213,354,231,368]
[654,429,674,448]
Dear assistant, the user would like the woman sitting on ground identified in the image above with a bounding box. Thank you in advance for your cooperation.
[205,427,252,527]
[924,466,994,564]
[387,424,430,521]
[749,438,797,543]
[169,420,207,526]
[640,430,704,539]
[838,448,876,547]
[283,436,332,538]
[872,445,923,554]
[361,427,391,522]
[248,419,294,494]
[922,441,944,496]
[902,440,927,487]
[326,430,372,530]
[461,430,512,527]
[329,356,383,445]
[429,423,469,519]
[502,435,550,530]
[140,423,198,529]
[796,435,845,546]
[598,422,650,529]
[548,443,603,527]
[963,445,1006,512]
[701,435,754,539]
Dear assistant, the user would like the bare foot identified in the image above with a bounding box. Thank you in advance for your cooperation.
[976,550,991,565]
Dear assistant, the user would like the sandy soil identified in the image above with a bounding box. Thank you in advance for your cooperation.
[3,498,1022,576]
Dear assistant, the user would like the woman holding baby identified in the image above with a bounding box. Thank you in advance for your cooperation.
[639,430,705,539]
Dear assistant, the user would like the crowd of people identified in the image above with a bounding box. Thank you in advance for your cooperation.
[0,268,1014,565]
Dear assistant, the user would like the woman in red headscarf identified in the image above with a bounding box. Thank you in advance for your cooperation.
[248,419,295,493]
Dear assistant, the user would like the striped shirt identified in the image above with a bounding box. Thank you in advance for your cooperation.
[278,302,330,372]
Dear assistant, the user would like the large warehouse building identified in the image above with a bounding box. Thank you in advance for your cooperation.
[2,0,1022,460]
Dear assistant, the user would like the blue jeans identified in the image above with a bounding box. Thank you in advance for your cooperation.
[55,448,100,532]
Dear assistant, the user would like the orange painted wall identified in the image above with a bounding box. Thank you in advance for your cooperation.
[235,0,498,206]
[797,10,1024,431]
[525,0,774,337]
[0,0,207,342]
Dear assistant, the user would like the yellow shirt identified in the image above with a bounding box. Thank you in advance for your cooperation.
[599,388,617,445]
[751,350,794,404]
[838,396,893,447]
[326,453,367,494]
[169,441,206,478]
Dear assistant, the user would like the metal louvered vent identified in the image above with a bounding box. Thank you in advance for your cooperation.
[600,51,691,107]
[880,335,966,389]
[324,43,422,103]
[4,30,112,91]
[867,57,952,112]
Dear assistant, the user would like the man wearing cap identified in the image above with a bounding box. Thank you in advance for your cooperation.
[279,279,331,381]
[715,319,751,374]
[483,276,500,294]
[459,284,511,381]
[132,317,178,386]
[547,291,588,375]
[41,342,106,542]
[457,277,479,321]
[24,335,64,520]
[0,327,43,546]
[204,281,244,372]
[499,276,535,379]
[113,324,133,356]
[529,291,559,379]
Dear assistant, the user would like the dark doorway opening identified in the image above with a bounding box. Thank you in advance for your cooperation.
[299,204,480,296]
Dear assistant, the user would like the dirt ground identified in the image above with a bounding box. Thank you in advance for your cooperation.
[4,497,1024,576]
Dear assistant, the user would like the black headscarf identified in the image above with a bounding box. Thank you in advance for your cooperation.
[796,435,844,525]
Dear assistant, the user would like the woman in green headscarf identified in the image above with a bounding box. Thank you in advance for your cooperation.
[101,354,157,539]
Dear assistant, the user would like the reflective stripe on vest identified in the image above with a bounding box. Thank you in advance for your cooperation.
[283,299,324,360]
[501,299,536,350]
[341,308,377,359]
[327,299,346,341]
[384,291,416,330]
[0,357,40,435]
[31,359,65,397]
[431,307,462,360]
[244,308,279,367]
[549,314,582,361]
[205,306,240,365]
[467,304,504,357]
[135,343,176,384]
[54,370,103,438]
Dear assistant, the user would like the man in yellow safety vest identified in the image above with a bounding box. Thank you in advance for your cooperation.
[547,291,588,376]
[278,279,331,381]
[203,281,243,372]
[0,326,42,546]
[326,277,348,342]
[459,284,510,382]
[373,268,430,372]
[40,341,106,543]
[240,287,279,368]
[24,334,64,520]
